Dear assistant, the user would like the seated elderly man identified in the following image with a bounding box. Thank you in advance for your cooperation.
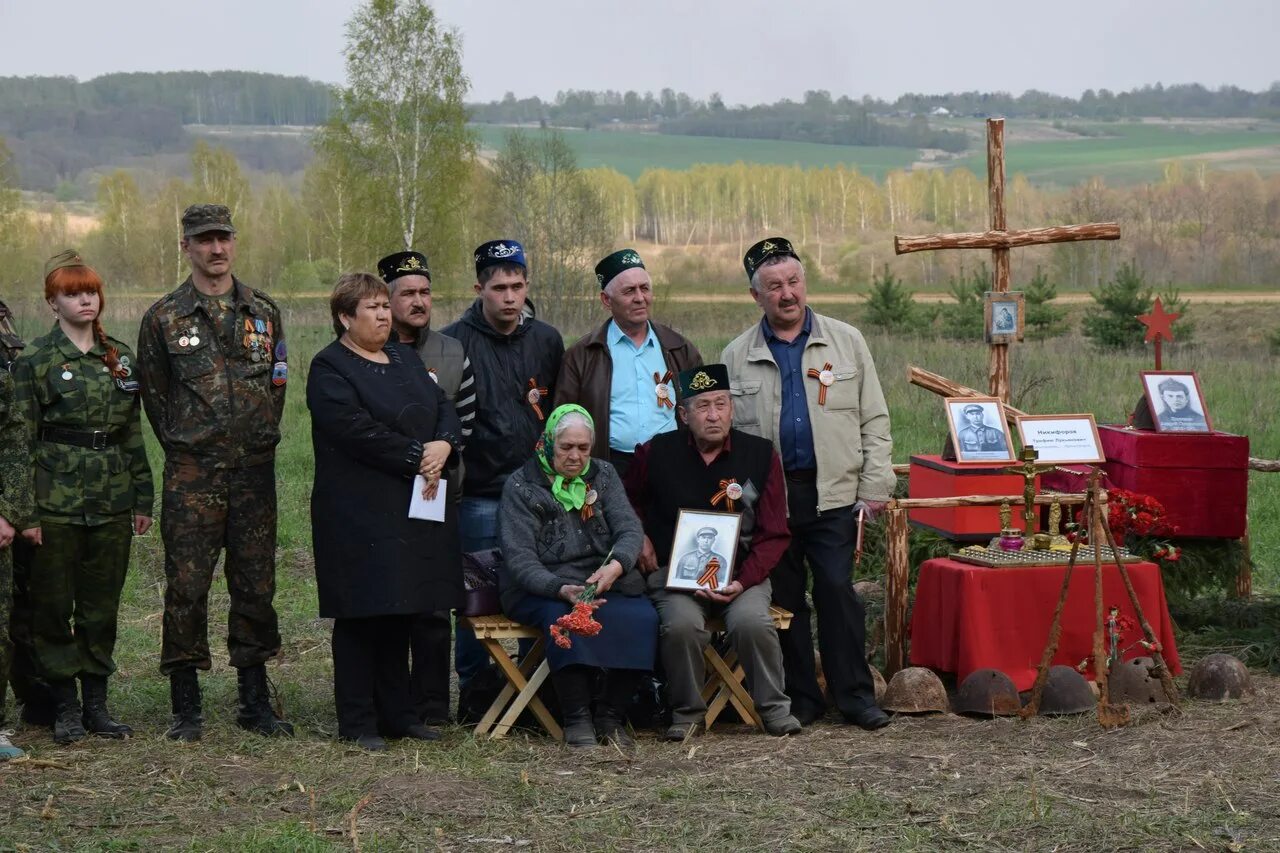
[626,365,800,740]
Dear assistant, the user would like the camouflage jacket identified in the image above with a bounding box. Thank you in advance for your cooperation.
[13,324,153,527]
[0,367,33,529]
[136,277,287,467]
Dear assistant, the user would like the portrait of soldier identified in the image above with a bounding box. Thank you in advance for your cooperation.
[1153,377,1209,431]
[956,403,1008,455]
[674,526,730,586]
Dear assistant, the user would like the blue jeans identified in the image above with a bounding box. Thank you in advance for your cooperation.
[456,497,500,684]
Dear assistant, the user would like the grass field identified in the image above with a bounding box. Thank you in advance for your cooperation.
[474,119,1280,187]
[3,294,1279,849]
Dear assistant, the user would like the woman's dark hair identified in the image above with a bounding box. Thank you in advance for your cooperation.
[329,272,389,337]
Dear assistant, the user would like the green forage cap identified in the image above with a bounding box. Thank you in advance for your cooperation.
[594,248,645,289]
[743,236,799,280]
[44,249,86,277]
[675,364,730,401]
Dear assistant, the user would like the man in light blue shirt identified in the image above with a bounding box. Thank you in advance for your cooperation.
[555,249,702,478]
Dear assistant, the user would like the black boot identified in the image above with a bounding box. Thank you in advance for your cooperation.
[236,664,294,737]
[80,674,132,738]
[166,669,203,742]
[552,666,597,748]
[595,669,641,748]
[50,680,86,745]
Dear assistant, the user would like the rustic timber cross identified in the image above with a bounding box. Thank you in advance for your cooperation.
[894,118,1122,402]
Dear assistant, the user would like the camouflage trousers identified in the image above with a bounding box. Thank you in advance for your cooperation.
[160,460,281,674]
[20,518,133,682]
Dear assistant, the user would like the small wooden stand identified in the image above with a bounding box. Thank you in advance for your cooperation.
[701,606,793,731]
[463,615,563,741]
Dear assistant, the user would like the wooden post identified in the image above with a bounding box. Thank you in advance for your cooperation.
[1236,524,1253,598]
[987,119,1011,402]
[883,504,910,678]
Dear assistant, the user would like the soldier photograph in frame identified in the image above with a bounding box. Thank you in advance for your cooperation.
[945,396,1016,464]
[665,509,740,592]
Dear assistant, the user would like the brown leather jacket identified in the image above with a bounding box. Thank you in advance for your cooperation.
[554,319,702,455]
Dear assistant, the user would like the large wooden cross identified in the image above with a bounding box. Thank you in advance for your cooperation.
[894,118,1121,402]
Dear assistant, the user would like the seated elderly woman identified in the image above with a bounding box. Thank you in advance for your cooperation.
[307,272,464,751]
[498,404,657,748]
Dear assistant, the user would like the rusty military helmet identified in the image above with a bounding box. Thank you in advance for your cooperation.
[871,666,887,703]
[1188,653,1255,701]
[881,667,948,714]
[953,669,1021,717]
[1107,656,1172,706]
[1039,665,1096,715]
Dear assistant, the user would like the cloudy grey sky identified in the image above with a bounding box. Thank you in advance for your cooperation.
[1,0,1275,103]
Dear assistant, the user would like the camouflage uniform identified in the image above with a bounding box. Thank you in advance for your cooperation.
[136,276,286,674]
[0,364,33,726]
[10,324,152,681]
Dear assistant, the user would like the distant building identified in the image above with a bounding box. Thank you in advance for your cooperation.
[930,107,951,117]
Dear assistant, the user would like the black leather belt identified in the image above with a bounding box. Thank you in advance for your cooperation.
[785,468,817,483]
[39,425,126,450]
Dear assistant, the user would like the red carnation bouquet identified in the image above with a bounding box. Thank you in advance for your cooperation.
[548,550,612,649]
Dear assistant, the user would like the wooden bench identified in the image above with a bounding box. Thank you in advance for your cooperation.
[461,615,562,741]
[701,605,793,731]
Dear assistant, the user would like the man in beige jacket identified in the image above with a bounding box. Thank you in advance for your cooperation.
[721,237,895,730]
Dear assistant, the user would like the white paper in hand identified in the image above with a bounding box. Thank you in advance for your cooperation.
[409,475,448,522]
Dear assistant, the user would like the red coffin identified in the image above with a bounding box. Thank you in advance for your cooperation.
[908,454,1038,541]
[1098,425,1248,539]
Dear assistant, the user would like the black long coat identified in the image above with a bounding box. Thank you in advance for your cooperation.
[307,340,464,619]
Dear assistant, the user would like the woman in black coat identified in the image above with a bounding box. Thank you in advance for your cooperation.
[307,272,464,751]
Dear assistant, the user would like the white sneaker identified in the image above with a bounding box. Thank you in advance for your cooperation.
[0,730,23,760]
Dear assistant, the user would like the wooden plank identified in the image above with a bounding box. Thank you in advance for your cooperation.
[988,118,1006,233]
[894,493,1086,509]
[906,366,1028,423]
[894,223,1121,255]
[884,507,910,677]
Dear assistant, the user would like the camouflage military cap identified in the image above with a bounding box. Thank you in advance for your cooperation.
[181,204,237,238]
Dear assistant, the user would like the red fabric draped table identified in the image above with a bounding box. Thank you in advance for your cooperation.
[909,557,1181,691]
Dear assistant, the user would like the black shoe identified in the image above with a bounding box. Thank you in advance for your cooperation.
[167,669,203,742]
[764,714,803,736]
[400,723,443,742]
[349,734,388,752]
[235,664,294,737]
[562,710,597,748]
[792,702,826,727]
[845,706,891,731]
[80,674,132,738]
[50,680,87,745]
[594,711,635,748]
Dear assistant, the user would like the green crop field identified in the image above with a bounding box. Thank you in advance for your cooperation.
[474,120,1280,187]
[473,124,921,180]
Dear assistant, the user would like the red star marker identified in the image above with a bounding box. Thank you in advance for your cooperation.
[1137,297,1180,369]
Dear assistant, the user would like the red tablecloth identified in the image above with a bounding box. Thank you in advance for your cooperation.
[909,557,1181,691]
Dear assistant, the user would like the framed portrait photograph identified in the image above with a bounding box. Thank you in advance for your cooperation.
[665,509,742,592]
[984,291,1025,344]
[945,396,1016,464]
[1141,371,1212,433]
[1015,414,1105,464]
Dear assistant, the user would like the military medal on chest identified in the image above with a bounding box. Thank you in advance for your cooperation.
[581,484,598,521]
[654,370,674,409]
[526,377,548,420]
[806,361,835,406]
[711,478,743,512]
[59,363,73,381]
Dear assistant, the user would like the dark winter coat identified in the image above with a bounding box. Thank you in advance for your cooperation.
[307,340,464,619]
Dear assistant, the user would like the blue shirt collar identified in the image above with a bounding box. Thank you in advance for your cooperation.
[608,319,657,349]
[761,307,813,343]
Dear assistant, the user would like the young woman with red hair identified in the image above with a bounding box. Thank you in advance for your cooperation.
[11,250,153,744]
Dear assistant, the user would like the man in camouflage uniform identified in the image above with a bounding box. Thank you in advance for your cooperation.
[0,304,32,759]
[136,204,292,741]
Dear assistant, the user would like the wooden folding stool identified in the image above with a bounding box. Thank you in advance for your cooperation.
[700,605,793,731]
[462,615,563,741]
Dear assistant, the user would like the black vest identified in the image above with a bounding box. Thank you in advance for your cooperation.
[642,428,774,578]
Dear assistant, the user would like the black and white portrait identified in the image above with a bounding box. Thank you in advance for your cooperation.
[1142,371,1211,433]
[945,397,1016,464]
[665,510,741,592]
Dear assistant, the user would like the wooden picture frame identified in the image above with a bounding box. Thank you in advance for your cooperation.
[1015,413,1105,464]
[1140,370,1213,433]
[944,396,1016,464]
[984,291,1025,344]
[665,509,742,592]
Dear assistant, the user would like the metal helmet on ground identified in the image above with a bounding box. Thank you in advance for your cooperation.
[1107,656,1172,706]
[1188,653,1255,701]
[852,580,884,604]
[1039,665,1096,715]
[881,667,948,714]
[872,666,887,704]
[953,668,1020,717]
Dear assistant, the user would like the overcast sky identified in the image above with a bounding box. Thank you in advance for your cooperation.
[1,0,1275,104]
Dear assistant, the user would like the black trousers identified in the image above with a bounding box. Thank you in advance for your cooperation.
[409,612,451,722]
[771,478,877,719]
[332,615,418,739]
[608,449,634,479]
